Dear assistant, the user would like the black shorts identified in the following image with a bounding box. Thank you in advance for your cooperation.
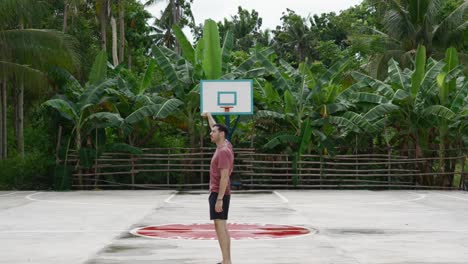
[209,192,230,220]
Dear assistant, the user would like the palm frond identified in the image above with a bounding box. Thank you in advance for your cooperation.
[0,29,80,72]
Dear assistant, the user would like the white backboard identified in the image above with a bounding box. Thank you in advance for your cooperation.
[200,80,253,115]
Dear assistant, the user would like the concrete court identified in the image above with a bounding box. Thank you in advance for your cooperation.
[0,190,467,264]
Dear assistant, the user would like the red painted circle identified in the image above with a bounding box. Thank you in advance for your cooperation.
[131,223,311,240]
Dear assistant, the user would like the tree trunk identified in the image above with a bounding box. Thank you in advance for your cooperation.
[111,16,119,66]
[100,0,108,51]
[128,49,132,70]
[119,0,125,63]
[17,80,24,157]
[0,79,3,159]
[172,0,181,54]
[2,78,7,159]
[63,1,69,33]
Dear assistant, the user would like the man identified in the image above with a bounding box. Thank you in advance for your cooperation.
[202,112,234,264]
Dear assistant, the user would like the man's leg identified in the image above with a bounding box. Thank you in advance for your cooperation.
[214,219,231,264]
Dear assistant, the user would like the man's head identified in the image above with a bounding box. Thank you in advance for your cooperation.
[210,123,229,144]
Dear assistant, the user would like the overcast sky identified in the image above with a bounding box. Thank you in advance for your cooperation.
[141,0,363,41]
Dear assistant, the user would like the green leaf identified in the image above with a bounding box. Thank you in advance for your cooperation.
[444,47,459,93]
[172,24,195,64]
[202,19,222,79]
[328,116,360,133]
[79,79,117,111]
[125,98,183,124]
[263,134,300,150]
[256,51,291,92]
[255,110,285,120]
[139,59,156,95]
[221,30,233,71]
[284,90,296,115]
[436,72,448,105]
[42,98,78,122]
[354,92,389,104]
[153,45,182,86]
[83,112,124,131]
[392,89,411,101]
[363,103,399,121]
[88,50,107,85]
[422,105,455,120]
[343,111,376,133]
[388,58,408,90]
[410,45,426,96]
[351,71,394,98]
[299,118,313,154]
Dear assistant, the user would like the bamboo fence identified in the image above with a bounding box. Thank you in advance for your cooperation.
[67,147,467,190]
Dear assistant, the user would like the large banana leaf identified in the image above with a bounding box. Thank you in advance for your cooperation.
[421,105,455,120]
[410,45,426,96]
[202,19,222,79]
[264,134,300,150]
[42,98,78,122]
[388,58,409,90]
[78,79,117,112]
[255,110,285,120]
[125,98,183,124]
[318,57,350,86]
[392,89,411,101]
[351,71,394,98]
[138,59,156,95]
[172,24,195,65]
[221,30,233,71]
[298,118,313,155]
[83,112,124,131]
[256,51,291,92]
[342,111,376,133]
[328,116,360,133]
[363,103,399,121]
[353,92,389,104]
[88,50,108,86]
[284,90,296,115]
[450,80,467,113]
[443,47,459,93]
[152,45,181,86]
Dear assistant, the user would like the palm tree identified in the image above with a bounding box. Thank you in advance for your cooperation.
[145,0,194,52]
[0,0,79,158]
[366,0,467,78]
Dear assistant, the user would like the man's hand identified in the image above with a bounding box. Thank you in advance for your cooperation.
[215,200,223,213]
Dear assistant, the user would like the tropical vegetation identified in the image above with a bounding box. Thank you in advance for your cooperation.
[0,0,466,190]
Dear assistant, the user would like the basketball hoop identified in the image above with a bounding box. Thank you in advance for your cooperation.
[220,106,234,113]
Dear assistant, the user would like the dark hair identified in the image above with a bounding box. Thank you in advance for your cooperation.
[213,123,229,137]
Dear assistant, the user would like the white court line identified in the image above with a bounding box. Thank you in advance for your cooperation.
[0,191,21,197]
[164,193,176,203]
[25,192,174,207]
[165,192,288,206]
[0,230,126,233]
[367,192,426,205]
[273,191,289,204]
[435,193,468,201]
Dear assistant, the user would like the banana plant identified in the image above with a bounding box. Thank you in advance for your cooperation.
[153,19,265,147]
[421,47,467,182]
[256,57,355,155]
[351,45,467,172]
[43,51,182,169]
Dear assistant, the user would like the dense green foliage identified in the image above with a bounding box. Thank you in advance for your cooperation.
[0,0,466,189]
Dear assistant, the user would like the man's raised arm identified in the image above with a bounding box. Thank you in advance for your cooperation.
[202,112,216,128]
